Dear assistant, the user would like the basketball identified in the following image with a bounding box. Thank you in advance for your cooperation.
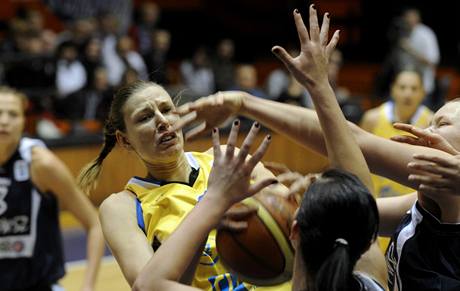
[216,191,298,286]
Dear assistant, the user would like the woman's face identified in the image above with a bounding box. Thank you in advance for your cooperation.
[0,93,24,148]
[119,85,184,164]
[391,71,425,114]
[428,101,460,151]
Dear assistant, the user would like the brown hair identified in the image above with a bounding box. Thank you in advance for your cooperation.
[0,86,28,113]
[77,81,161,194]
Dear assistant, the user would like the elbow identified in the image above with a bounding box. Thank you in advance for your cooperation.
[132,278,162,291]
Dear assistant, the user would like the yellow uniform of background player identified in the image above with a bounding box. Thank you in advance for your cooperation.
[369,101,433,198]
[127,151,291,290]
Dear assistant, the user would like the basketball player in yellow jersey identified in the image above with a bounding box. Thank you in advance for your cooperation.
[361,69,433,198]
[77,81,292,290]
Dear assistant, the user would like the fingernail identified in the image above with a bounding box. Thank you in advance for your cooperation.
[234,120,240,126]
[267,135,272,140]
[254,122,260,128]
[408,175,415,180]
[408,162,415,167]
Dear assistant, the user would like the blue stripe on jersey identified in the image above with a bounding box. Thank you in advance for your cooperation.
[136,199,146,234]
[218,275,229,291]
[208,276,217,291]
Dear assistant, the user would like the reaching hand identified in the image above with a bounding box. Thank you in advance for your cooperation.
[408,154,460,196]
[271,4,340,89]
[172,91,245,140]
[206,120,275,208]
[391,123,459,155]
[277,171,318,204]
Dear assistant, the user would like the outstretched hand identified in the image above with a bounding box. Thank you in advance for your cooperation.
[391,123,459,155]
[271,4,339,89]
[172,91,245,140]
[206,120,275,208]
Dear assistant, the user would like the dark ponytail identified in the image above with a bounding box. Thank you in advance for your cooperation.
[315,241,353,291]
[77,122,118,194]
[296,169,379,291]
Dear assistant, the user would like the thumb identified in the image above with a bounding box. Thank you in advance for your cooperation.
[248,179,278,196]
[272,46,295,70]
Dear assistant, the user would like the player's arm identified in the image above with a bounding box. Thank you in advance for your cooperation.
[98,192,153,286]
[376,192,418,237]
[31,147,104,291]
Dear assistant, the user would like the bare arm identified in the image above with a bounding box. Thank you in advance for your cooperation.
[31,147,104,291]
[98,192,153,286]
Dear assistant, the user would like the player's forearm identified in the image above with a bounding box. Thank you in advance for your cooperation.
[240,93,327,155]
[133,196,227,290]
[83,222,105,290]
[308,82,373,190]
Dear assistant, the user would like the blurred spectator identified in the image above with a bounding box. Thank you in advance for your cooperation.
[47,0,132,33]
[55,40,87,97]
[81,37,104,86]
[232,64,267,98]
[180,46,215,97]
[4,31,55,89]
[58,18,97,51]
[143,29,171,85]
[400,8,440,97]
[56,67,113,125]
[275,74,309,107]
[132,1,161,54]
[212,39,236,91]
[105,35,148,86]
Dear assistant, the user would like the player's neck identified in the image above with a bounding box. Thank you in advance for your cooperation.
[394,105,417,123]
[145,153,191,183]
[292,253,309,291]
[0,142,17,166]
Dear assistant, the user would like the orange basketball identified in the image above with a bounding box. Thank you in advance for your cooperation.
[216,191,298,286]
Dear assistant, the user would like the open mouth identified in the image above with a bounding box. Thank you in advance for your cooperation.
[159,132,177,144]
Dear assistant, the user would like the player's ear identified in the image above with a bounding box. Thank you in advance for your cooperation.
[116,130,132,151]
[290,219,300,250]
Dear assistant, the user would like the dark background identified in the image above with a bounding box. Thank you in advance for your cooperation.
[154,0,460,67]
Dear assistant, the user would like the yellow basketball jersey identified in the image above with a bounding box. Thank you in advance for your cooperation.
[371,101,433,198]
[125,152,291,291]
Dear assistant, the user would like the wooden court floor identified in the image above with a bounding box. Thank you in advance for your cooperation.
[61,257,130,291]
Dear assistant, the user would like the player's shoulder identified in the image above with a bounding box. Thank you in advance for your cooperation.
[100,190,137,218]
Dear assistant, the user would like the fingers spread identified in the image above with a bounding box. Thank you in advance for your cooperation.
[309,4,320,42]
[237,122,260,164]
[319,12,330,46]
[172,111,197,132]
[293,9,309,44]
[212,128,222,159]
[272,46,295,71]
[185,122,207,140]
[225,120,240,159]
[246,135,272,172]
[413,154,457,168]
[248,178,278,196]
[326,30,340,59]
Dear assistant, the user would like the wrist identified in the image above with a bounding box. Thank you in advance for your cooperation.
[200,191,233,217]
